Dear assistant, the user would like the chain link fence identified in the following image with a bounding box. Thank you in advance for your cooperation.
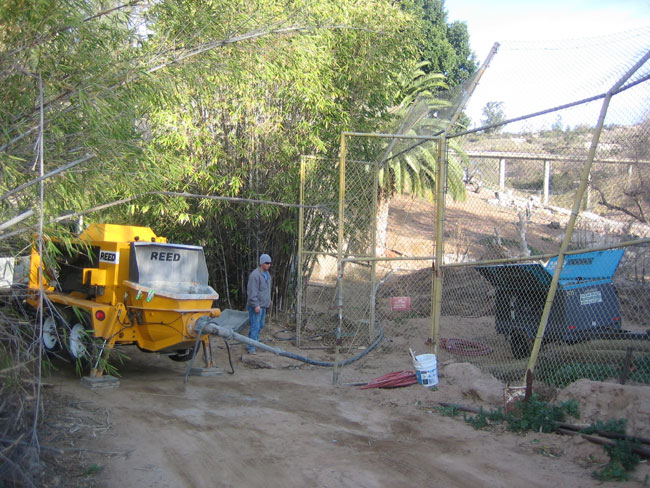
[298,30,650,389]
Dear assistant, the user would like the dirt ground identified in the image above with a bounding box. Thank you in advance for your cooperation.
[32,190,650,487]
[39,318,650,488]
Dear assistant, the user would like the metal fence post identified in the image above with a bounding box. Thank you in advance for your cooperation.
[333,133,347,385]
[525,51,650,379]
[431,135,446,355]
[296,157,306,348]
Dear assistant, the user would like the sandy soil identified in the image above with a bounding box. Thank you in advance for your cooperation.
[41,326,650,488]
[34,189,650,487]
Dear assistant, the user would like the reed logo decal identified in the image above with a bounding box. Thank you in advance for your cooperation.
[99,250,119,264]
[150,251,181,262]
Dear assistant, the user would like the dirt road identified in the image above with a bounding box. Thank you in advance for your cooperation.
[42,342,650,488]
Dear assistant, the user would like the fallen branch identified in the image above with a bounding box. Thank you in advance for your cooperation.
[0,437,131,458]
[557,428,650,459]
[0,433,24,456]
[556,422,650,447]
[0,358,37,376]
[436,402,650,450]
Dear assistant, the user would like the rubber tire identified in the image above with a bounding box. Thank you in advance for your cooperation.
[510,331,532,360]
[169,349,195,362]
[67,313,98,372]
[42,314,62,353]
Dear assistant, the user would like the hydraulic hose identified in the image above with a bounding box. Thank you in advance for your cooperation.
[194,316,383,368]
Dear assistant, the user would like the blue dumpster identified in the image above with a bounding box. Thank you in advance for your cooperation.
[477,249,624,358]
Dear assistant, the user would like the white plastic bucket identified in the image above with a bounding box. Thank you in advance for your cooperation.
[413,353,438,387]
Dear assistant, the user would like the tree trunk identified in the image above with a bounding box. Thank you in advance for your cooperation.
[376,194,390,257]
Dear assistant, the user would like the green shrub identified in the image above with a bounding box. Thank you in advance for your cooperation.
[593,439,641,482]
[461,394,578,433]
[542,362,619,388]
[630,355,650,383]
[505,395,579,433]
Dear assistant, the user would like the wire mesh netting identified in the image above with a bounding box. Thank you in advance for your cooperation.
[297,29,650,388]
[296,157,340,348]
[447,244,650,388]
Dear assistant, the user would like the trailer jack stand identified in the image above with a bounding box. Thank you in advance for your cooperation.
[187,367,224,377]
[186,338,224,377]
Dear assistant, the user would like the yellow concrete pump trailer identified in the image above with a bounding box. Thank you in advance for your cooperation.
[27,223,382,383]
[28,223,226,376]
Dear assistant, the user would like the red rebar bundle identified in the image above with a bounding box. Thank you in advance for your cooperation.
[360,370,418,389]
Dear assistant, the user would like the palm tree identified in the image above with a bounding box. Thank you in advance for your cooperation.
[375,63,467,256]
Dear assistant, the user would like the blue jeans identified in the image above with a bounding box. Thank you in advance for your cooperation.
[247,305,267,352]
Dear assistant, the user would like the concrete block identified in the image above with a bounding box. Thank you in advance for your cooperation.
[188,367,224,377]
[80,375,120,390]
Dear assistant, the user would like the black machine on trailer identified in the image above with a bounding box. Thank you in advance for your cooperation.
[477,249,631,359]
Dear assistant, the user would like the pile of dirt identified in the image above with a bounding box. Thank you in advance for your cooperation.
[378,267,494,317]
[557,379,650,437]
[441,363,650,440]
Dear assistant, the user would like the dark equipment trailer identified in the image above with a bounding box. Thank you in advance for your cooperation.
[477,249,625,358]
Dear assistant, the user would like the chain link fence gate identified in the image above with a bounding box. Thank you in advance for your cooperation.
[298,30,650,389]
[298,129,444,385]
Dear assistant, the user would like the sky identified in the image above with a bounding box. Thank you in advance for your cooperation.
[446,0,650,61]
[444,0,650,130]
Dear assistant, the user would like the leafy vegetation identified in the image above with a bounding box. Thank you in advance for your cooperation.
[1,0,475,311]
[481,101,506,132]
[541,362,620,388]
[1,1,475,483]
[593,439,641,482]
[454,394,579,434]
[441,398,645,482]
[630,355,650,383]
[583,419,642,482]
[538,355,650,388]
[505,395,579,433]
[373,62,469,255]
[400,0,478,88]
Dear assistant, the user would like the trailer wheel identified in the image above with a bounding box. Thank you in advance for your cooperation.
[67,314,98,370]
[169,349,194,362]
[510,331,532,360]
[42,314,62,353]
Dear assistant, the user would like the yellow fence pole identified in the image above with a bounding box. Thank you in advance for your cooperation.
[431,135,446,355]
[525,50,650,379]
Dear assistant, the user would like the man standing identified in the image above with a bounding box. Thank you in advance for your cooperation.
[246,253,272,354]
